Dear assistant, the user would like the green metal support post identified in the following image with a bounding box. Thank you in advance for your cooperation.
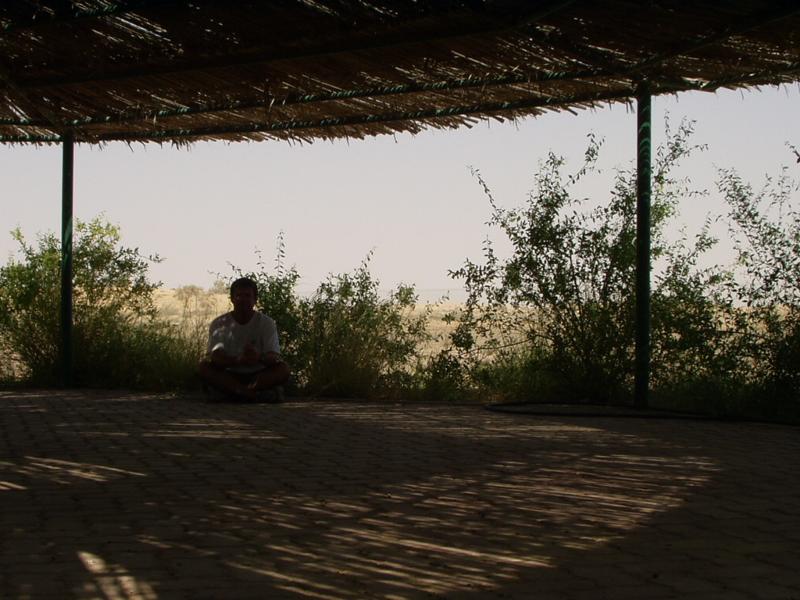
[634,85,652,408]
[61,132,74,387]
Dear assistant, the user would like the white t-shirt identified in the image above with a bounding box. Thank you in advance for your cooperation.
[207,311,280,373]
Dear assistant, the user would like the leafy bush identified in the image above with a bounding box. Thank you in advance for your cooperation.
[449,121,727,404]
[232,240,306,384]
[0,217,198,389]
[300,258,429,398]
[230,241,430,399]
[717,158,800,418]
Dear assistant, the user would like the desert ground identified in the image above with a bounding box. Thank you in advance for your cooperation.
[153,286,464,354]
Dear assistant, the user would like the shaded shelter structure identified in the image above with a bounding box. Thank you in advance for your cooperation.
[2,1,799,401]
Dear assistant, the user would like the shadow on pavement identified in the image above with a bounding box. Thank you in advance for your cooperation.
[0,391,798,598]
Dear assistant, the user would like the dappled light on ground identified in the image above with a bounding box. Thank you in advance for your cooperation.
[77,551,158,600]
[0,392,798,598]
[1,457,147,483]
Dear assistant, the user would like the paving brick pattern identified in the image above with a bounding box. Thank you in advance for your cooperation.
[1,390,798,599]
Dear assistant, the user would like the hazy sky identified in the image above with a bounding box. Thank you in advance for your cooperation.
[1,85,798,301]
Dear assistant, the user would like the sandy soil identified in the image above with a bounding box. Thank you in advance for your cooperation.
[153,288,464,354]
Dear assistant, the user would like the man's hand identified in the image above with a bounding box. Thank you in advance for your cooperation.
[239,343,261,366]
[262,351,283,365]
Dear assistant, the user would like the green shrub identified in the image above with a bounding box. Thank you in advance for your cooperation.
[300,259,429,398]
[234,240,306,385]
[413,350,472,402]
[717,158,800,418]
[450,121,728,404]
[0,217,199,389]
[229,243,431,399]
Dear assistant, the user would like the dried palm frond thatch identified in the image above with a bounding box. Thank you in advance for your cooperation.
[1,0,798,145]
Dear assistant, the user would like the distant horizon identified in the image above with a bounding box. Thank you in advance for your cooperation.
[2,84,798,296]
[159,282,470,304]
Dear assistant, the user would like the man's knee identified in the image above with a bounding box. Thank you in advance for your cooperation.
[262,361,290,386]
[274,361,291,384]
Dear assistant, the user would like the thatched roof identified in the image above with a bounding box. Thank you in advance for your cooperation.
[1,1,798,145]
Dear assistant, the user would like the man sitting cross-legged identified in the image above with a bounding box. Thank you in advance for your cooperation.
[198,277,290,402]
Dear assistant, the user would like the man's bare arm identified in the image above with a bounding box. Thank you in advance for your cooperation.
[209,347,239,368]
[211,344,278,368]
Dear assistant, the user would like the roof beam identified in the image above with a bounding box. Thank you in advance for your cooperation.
[0,133,61,143]
[4,60,800,145]
[73,62,800,142]
[88,71,792,143]
[2,68,601,128]
[74,88,638,142]
[667,62,800,92]
[13,0,578,90]
[0,87,626,143]
[4,52,799,132]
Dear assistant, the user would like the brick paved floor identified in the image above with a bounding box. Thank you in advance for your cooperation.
[1,390,798,599]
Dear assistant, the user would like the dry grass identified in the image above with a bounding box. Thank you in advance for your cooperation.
[153,288,464,357]
[153,287,229,326]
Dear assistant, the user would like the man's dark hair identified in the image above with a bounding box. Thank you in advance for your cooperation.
[230,277,258,299]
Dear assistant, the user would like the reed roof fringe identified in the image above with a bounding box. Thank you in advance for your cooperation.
[1,0,799,145]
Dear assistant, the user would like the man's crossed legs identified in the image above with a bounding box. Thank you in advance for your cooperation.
[198,360,290,402]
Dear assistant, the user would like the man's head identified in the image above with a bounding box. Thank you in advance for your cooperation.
[230,277,258,317]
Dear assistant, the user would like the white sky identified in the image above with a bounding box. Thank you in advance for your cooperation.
[1,85,798,301]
